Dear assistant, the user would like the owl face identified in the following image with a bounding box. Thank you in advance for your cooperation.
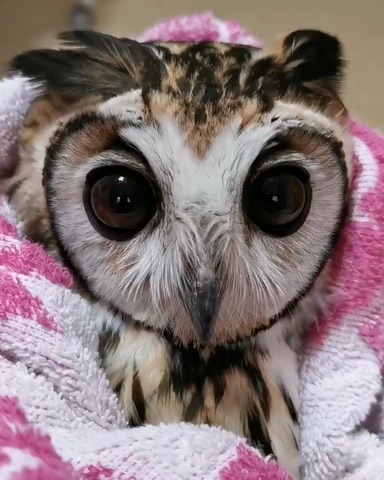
[11,30,352,346]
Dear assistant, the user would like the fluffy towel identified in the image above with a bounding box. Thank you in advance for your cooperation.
[0,13,383,480]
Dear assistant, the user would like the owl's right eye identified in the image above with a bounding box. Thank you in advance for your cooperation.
[83,166,157,241]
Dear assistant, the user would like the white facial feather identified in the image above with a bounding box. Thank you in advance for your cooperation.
[46,92,350,344]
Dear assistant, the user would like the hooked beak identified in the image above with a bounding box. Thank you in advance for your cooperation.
[191,279,219,343]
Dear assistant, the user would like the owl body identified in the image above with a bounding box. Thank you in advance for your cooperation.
[3,31,352,479]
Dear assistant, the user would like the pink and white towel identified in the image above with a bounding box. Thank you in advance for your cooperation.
[0,13,383,480]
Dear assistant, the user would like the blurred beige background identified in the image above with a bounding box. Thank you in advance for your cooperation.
[0,0,383,129]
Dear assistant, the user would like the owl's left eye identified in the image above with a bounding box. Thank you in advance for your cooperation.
[83,166,157,241]
[243,164,312,237]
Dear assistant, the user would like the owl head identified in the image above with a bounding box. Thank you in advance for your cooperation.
[10,29,352,346]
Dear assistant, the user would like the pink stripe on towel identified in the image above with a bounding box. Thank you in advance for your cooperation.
[0,272,58,330]
[0,217,18,239]
[220,445,291,480]
[0,396,76,480]
[0,242,73,289]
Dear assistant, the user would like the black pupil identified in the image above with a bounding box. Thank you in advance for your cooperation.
[89,172,154,232]
[247,169,308,233]
[261,175,304,222]
[107,177,137,213]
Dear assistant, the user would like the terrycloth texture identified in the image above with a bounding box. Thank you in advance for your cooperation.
[301,122,384,479]
[0,12,383,480]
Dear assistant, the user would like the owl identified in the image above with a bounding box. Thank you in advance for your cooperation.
[2,29,352,478]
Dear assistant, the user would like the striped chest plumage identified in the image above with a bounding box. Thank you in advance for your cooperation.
[100,318,301,476]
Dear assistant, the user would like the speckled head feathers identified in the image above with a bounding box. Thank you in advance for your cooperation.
[11,30,347,157]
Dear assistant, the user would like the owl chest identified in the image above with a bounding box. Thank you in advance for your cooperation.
[101,324,300,468]
[136,355,265,442]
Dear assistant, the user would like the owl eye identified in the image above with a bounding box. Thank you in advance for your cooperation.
[83,166,157,241]
[244,165,312,236]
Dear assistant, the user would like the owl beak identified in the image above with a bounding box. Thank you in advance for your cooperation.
[192,280,219,343]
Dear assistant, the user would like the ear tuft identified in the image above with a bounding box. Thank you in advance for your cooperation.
[9,31,162,104]
[276,29,345,92]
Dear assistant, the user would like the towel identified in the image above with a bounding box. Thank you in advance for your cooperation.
[0,13,383,480]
